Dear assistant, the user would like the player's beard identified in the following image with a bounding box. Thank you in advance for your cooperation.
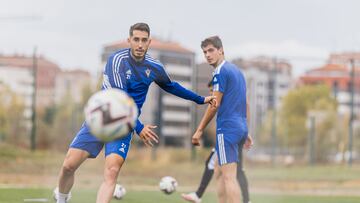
[131,48,147,62]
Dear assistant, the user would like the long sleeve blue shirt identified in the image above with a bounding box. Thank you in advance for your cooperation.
[102,48,205,135]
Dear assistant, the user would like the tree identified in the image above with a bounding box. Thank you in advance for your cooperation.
[0,85,26,145]
[278,85,338,161]
[36,83,95,150]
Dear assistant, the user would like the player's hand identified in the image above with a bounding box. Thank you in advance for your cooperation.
[192,130,203,146]
[139,125,159,147]
[244,135,253,150]
[204,96,217,107]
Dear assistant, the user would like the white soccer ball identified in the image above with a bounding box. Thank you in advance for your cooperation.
[113,184,126,200]
[159,176,178,195]
[84,89,138,142]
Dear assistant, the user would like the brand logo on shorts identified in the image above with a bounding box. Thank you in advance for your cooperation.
[119,143,127,153]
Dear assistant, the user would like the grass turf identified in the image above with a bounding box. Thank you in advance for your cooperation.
[1,188,360,203]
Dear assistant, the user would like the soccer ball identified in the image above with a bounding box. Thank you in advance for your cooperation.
[84,89,138,142]
[113,184,126,200]
[159,176,178,195]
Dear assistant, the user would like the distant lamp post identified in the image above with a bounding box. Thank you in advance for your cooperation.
[306,110,327,166]
[348,59,355,167]
[270,57,277,166]
[31,47,37,151]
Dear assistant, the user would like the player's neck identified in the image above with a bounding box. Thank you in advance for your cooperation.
[213,58,225,68]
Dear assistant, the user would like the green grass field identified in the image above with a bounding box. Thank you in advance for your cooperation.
[1,188,360,203]
[1,144,360,203]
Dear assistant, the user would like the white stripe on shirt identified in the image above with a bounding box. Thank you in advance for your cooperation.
[102,74,112,89]
[112,53,125,87]
[145,56,163,66]
[214,60,226,75]
[112,53,128,89]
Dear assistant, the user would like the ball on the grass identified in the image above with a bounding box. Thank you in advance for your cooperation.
[159,176,178,195]
[113,184,126,199]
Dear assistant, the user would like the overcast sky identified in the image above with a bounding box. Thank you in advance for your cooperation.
[1,0,359,76]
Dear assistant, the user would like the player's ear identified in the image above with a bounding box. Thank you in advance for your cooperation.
[148,38,152,45]
[219,47,224,55]
[127,37,130,43]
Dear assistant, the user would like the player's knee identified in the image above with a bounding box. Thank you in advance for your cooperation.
[222,172,236,183]
[205,163,213,171]
[217,188,226,198]
[104,166,121,183]
[204,160,210,168]
[61,163,77,175]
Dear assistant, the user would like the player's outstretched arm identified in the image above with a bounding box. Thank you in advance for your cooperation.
[139,125,159,147]
[155,64,217,105]
[204,96,217,107]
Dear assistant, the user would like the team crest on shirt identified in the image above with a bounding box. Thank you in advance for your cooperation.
[126,69,132,79]
[145,68,151,77]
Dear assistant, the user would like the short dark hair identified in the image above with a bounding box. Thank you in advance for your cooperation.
[129,23,150,36]
[201,36,223,49]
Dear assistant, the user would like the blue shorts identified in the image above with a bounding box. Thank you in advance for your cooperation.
[70,123,132,159]
[215,131,246,166]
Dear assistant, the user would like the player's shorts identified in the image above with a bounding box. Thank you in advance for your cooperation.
[215,131,246,166]
[70,123,132,159]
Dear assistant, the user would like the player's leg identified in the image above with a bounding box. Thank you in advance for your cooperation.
[182,148,216,202]
[96,153,125,203]
[221,163,241,203]
[96,134,132,203]
[216,133,241,203]
[196,148,216,197]
[237,140,250,203]
[58,148,89,193]
[56,124,104,203]
[214,155,226,203]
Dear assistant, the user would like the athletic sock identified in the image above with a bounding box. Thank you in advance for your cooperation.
[57,192,69,203]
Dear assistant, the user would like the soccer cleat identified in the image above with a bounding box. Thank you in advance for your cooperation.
[53,187,72,202]
[181,192,202,203]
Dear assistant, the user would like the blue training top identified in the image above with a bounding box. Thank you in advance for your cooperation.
[212,60,248,137]
[102,48,205,135]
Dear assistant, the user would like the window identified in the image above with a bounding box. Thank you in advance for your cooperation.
[160,55,192,66]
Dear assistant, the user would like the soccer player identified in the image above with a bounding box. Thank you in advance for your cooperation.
[54,22,216,203]
[191,36,253,203]
[182,82,252,203]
